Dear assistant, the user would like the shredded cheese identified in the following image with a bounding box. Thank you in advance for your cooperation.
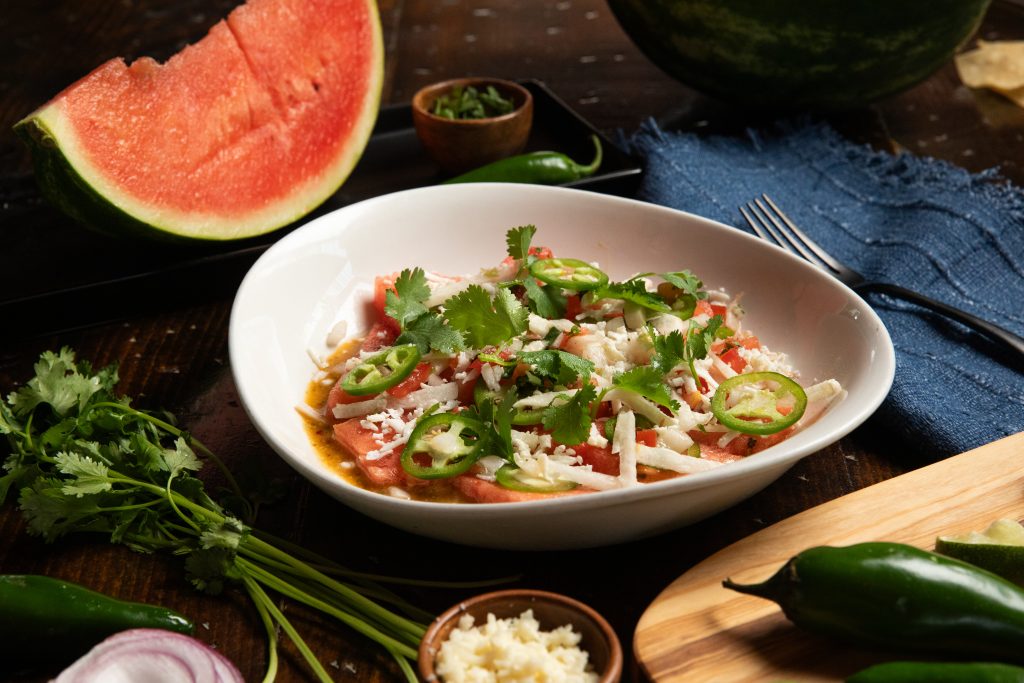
[435,610,598,683]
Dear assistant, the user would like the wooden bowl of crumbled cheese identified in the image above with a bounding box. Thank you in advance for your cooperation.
[419,589,622,682]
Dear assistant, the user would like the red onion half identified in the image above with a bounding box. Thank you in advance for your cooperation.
[51,629,244,683]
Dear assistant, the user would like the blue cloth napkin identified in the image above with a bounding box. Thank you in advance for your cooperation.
[626,120,1024,459]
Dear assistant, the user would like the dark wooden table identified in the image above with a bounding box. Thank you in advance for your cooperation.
[2,2,1023,681]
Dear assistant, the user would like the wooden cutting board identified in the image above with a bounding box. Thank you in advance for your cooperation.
[634,432,1024,682]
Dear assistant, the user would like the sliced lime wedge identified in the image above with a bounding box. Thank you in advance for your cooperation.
[936,518,1024,586]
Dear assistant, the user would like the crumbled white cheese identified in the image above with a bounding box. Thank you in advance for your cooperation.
[481,363,504,393]
[435,610,598,683]
[586,422,608,448]
[528,313,576,337]
[738,345,794,375]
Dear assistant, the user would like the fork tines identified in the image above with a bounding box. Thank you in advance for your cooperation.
[740,195,838,272]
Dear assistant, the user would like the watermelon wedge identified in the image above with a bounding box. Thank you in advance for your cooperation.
[14,0,383,241]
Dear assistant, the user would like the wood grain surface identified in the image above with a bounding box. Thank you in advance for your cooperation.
[635,432,1024,683]
[2,1,1023,682]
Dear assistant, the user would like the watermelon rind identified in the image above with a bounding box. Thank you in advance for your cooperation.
[606,0,992,109]
[13,0,383,243]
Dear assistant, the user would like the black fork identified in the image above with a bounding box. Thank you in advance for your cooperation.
[741,194,1024,364]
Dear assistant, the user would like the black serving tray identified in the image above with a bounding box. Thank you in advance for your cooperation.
[0,80,642,339]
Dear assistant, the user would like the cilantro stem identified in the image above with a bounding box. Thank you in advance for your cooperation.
[253,528,518,589]
[242,574,280,683]
[242,572,333,683]
[238,549,423,620]
[242,536,428,640]
[387,644,420,683]
[23,411,35,455]
[110,475,225,524]
[166,474,202,533]
[237,556,421,660]
[95,498,163,513]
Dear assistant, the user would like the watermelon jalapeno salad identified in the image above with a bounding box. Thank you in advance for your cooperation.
[300,226,844,503]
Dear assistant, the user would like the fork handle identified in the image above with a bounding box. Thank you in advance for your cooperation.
[854,281,1024,363]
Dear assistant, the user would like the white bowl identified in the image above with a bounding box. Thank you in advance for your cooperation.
[229,184,894,550]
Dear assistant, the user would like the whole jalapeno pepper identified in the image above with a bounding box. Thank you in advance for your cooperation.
[846,661,1024,683]
[443,135,603,185]
[0,574,194,668]
[723,542,1024,662]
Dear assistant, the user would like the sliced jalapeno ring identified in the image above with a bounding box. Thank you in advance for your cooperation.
[400,412,486,479]
[711,371,807,435]
[495,464,578,493]
[340,344,421,396]
[529,258,609,292]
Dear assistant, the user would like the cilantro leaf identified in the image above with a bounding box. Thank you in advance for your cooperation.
[384,268,431,328]
[648,326,686,375]
[661,270,707,300]
[542,384,597,445]
[19,476,108,540]
[8,347,114,417]
[505,225,537,262]
[517,350,594,386]
[185,546,238,595]
[163,438,202,477]
[522,277,565,319]
[55,451,112,496]
[612,366,679,412]
[397,312,465,354]
[592,280,671,312]
[471,387,516,460]
[684,315,724,382]
[444,285,528,348]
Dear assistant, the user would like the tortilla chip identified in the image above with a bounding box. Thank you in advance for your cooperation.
[955,40,1024,90]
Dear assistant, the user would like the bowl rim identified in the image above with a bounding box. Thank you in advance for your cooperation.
[418,588,623,683]
[411,76,533,126]
[229,183,895,519]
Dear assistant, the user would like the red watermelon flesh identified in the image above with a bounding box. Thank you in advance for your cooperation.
[15,0,382,241]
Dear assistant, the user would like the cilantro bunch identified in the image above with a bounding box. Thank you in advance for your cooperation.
[0,349,434,682]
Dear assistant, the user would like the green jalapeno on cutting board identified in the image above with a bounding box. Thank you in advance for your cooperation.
[723,542,1024,662]
[443,135,603,185]
[0,574,193,667]
[846,661,1024,683]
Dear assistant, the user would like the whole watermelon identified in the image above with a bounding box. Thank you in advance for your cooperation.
[606,0,992,109]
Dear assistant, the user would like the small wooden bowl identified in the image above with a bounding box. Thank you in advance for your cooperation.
[412,77,533,175]
[418,589,622,682]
